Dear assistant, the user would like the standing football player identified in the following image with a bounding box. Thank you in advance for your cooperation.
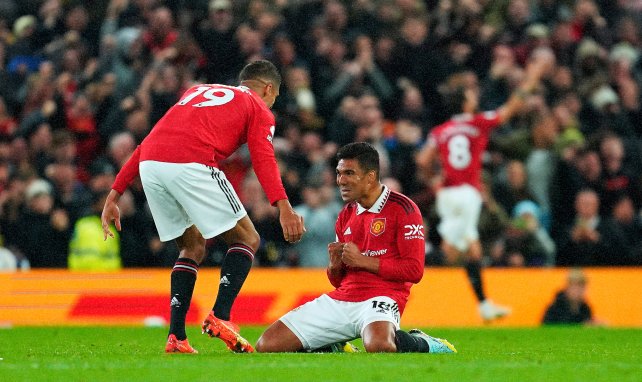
[255,142,456,354]
[416,49,555,321]
[101,60,305,353]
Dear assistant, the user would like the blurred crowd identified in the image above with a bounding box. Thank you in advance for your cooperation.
[0,0,641,270]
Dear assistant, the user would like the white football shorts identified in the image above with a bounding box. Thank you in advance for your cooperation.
[139,161,247,242]
[436,184,482,252]
[280,294,400,351]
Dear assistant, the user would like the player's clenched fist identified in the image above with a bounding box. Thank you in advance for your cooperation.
[340,242,363,267]
[328,242,343,265]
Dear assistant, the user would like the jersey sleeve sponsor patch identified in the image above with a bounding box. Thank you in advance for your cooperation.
[403,224,424,240]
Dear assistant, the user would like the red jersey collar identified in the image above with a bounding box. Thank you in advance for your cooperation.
[356,185,390,215]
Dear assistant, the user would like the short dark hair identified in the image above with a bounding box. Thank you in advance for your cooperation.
[440,85,466,116]
[239,60,282,87]
[336,142,380,179]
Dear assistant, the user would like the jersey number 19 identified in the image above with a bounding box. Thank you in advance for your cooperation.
[178,86,235,107]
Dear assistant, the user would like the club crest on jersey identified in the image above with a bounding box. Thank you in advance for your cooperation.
[370,218,386,236]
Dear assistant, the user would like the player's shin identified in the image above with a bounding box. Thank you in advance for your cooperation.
[394,330,430,353]
[168,258,199,340]
[212,244,254,320]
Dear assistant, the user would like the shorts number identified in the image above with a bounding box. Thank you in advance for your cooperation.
[447,134,472,169]
[178,86,235,107]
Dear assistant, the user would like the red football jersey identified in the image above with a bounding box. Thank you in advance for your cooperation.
[327,186,425,314]
[428,111,500,190]
[112,84,287,204]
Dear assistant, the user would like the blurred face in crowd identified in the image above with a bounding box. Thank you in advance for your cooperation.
[401,17,427,46]
[507,160,527,189]
[324,0,348,32]
[358,95,382,126]
[302,186,323,208]
[576,151,601,182]
[566,279,587,304]
[29,123,53,153]
[402,86,424,113]
[150,7,174,37]
[65,5,88,32]
[600,136,624,173]
[612,196,635,224]
[285,67,310,91]
[28,193,54,215]
[507,0,531,25]
[210,4,234,32]
[575,190,599,219]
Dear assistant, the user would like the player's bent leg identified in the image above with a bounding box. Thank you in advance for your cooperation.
[255,320,304,353]
[361,321,397,353]
[218,215,261,252]
[467,240,483,262]
[175,225,207,263]
[207,216,259,352]
[440,241,463,265]
[166,225,205,346]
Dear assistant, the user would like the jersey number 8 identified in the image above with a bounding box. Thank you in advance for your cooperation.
[447,134,472,169]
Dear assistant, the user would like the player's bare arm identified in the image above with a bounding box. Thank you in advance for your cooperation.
[276,199,306,243]
[341,242,379,273]
[497,47,556,123]
[415,144,441,191]
[101,189,122,240]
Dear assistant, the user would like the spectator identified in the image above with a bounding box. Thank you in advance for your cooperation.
[15,178,70,267]
[68,190,121,271]
[504,200,556,266]
[556,189,627,265]
[193,0,243,85]
[0,0,640,270]
[542,268,603,325]
[493,160,533,214]
[610,194,642,265]
[290,180,342,267]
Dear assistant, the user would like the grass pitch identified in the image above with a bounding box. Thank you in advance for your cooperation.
[0,326,640,382]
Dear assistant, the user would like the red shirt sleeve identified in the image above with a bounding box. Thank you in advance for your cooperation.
[377,206,425,283]
[112,146,141,194]
[247,106,288,205]
[474,111,501,133]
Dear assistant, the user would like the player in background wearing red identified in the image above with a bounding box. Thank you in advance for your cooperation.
[255,142,456,354]
[100,60,306,353]
[416,49,555,322]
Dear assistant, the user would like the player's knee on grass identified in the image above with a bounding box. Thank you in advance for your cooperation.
[255,321,304,353]
[363,337,397,353]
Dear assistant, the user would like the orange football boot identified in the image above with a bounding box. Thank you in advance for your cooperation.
[201,311,254,353]
[165,334,198,354]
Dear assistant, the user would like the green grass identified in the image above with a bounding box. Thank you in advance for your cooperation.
[1,326,641,382]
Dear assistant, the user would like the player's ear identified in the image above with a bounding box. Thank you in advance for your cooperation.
[368,170,376,184]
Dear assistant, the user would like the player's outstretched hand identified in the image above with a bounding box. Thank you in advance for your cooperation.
[101,190,122,240]
[277,200,306,243]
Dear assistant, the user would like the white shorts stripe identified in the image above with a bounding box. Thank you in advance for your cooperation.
[140,161,247,242]
[211,168,241,213]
